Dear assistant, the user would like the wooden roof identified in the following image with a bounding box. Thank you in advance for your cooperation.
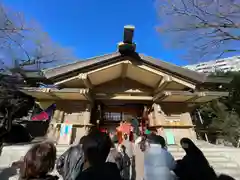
[42,25,231,87]
[43,52,207,84]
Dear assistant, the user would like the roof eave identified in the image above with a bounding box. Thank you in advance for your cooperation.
[42,51,208,85]
[43,52,122,80]
[138,54,207,83]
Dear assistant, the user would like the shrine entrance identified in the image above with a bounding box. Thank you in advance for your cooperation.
[94,100,149,134]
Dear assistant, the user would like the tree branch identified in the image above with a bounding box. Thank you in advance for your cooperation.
[157,0,240,61]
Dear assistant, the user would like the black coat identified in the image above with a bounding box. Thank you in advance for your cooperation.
[174,139,217,180]
[76,162,122,180]
[19,175,59,180]
[56,145,84,180]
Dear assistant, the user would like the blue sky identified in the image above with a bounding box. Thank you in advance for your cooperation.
[3,0,186,65]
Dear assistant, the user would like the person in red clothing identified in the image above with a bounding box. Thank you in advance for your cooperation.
[129,130,134,142]
[117,131,123,144]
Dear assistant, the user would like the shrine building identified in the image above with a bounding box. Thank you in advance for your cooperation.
[21,26,229,145]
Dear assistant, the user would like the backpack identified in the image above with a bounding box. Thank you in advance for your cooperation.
[56,145,84,180]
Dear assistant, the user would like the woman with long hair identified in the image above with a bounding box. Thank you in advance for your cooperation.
[19,142,58,180]
[174,138,217,180]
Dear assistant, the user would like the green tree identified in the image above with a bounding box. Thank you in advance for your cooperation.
[198,71,240,145]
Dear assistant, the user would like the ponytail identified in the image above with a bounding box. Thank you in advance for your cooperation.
[139,135,148,152]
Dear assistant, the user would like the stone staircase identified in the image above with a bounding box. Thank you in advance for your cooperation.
[0,141,239,179]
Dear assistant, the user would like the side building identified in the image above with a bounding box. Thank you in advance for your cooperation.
[21,26,230,145]
[185,56,240,74]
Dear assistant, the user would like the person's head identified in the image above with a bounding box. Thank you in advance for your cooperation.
[180,138,210,166]
[20,142,56,179]
[87,126,99,135]
[151,129,158,135]
[147,134,165,147]
[123,133,128,140]
[82,128,112,166]
[180,138,198,153]
[120,145,126,154]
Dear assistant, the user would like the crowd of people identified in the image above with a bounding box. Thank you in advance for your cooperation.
[11,127,235,180]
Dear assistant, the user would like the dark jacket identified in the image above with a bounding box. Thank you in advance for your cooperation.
[119,152,131,180]
[76,162,122,180]
[19,175,59,180]
[175,156,216,180]
[56,145,84,180]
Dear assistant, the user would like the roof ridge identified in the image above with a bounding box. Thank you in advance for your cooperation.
[43,51,119,73]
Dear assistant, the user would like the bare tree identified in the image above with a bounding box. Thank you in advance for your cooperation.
[0,3,76,73]
[157,0,240,62]
[0,3,76,142]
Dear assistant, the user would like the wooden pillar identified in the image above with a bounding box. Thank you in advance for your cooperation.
[73,103,92,144]
[141,106,148,135]
[83,103,91,126]
[149,103,166,127]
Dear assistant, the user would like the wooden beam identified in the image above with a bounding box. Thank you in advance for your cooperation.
[95,89,152,94]
[54,73,93,88]
[95,95,153,101]
[87,60,131,74]
[78,73,93,89]
[54,75,78,86]
[121,62,129,78]
[50,88,90,100]
[137,65,196,90]
[185,92,206,103]
[50,88,89,94]
[154,90,228,103]
[21,87,60,100]
[153,91,171,102]
[83,92,93,103]
[155,75,172,93]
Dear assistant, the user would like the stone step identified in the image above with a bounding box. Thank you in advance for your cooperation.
[3,145,239,154]
[170,151,227,157]
[210,162,239,168]
[171,154,240,168]
[168,146,239,152]
[172,155,230,162]
[215,167,240,174]
[1,145,239,158]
